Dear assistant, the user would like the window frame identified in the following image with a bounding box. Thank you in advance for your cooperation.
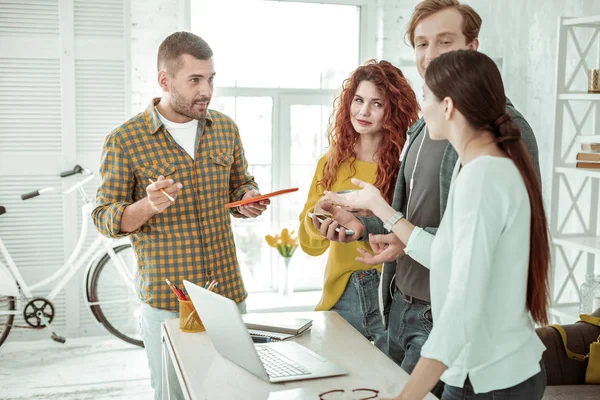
[187,0,376,292]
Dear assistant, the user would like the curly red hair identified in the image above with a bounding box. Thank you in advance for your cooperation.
[320,60,420,203]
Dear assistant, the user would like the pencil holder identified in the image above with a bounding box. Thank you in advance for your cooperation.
[178,299,205,333]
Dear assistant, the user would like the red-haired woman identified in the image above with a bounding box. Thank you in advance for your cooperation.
[326,50,549,399]
[298,60,419,352]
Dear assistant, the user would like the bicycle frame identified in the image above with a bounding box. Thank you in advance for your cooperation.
[0,172,136,319]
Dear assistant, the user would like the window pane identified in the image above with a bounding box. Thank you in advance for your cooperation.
[191,0,360,89]
[289,104,332,220]
[235,97,272,165]
[197,0,364,292]
[209,96,272,169]
[289,164,328,291]
[290,104,331,165]
[288,104,333,290]
[233,224,274,290]
[210,96,274,290]
[211,96,235,117]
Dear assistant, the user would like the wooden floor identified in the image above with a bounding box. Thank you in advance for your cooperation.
[0,336,153,400]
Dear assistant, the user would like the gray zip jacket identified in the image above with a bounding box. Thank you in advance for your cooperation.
[357,98,541,328]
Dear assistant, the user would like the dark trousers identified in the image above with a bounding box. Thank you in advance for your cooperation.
[442,363,546,399]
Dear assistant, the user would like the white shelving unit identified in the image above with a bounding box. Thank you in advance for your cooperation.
[549,16,600,323]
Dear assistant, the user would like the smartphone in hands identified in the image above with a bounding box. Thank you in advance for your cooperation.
[308,212,355,236]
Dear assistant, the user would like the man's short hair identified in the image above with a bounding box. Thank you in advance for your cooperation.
[157,31,213,75]
[405,0,482,48]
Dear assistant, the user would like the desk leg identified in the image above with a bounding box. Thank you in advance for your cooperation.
[161,325,171,400]
[161,322,190,400]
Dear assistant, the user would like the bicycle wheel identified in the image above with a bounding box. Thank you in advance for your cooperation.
[88,244,143,347]
[0,295,16,347]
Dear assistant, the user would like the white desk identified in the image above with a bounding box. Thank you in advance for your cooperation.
[161,311,437,399]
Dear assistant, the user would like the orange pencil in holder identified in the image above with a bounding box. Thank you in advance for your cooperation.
[179,299,205,333]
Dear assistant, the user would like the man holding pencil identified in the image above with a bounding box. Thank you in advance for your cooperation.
[92,32,268,400]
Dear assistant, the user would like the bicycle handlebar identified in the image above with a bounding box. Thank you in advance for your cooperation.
[21,165,94,201]
[60,165,83,178]
[21,190,40,200]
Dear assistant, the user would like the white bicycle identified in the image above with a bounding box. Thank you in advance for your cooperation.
[0,165,143,347]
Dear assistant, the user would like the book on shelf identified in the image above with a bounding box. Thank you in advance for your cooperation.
[242,314,313,342]
[581,143,600,152]
[576,152,600,162]
[576,161,600,169]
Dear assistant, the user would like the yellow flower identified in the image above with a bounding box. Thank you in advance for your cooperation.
[265,228,298,258]
[281,228,291,244]
[265,234,279,248]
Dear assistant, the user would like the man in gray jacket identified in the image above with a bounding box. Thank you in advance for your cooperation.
[312,1,540,397]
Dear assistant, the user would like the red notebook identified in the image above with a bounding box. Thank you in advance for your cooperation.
[225,188,299,208]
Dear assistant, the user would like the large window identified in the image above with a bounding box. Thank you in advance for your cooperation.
[192,0,373,291]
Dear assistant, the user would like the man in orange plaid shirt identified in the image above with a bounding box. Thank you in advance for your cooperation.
[92,32,268,400]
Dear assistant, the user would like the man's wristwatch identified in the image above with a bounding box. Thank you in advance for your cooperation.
[383,211,405,232]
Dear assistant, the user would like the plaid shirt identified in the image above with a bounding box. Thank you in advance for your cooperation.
[92,98,258,311]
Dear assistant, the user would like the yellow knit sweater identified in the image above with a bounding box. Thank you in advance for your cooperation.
[298,154,383,311]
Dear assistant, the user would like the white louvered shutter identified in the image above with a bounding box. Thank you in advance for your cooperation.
[74,0,130,335]
[0,0,129,341]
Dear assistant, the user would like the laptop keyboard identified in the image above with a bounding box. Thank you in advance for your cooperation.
[255,345,311,378]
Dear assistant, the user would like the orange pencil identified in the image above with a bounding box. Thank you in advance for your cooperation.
[149,178,175,202]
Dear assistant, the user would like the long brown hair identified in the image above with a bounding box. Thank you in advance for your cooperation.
[425,50,550,326]
[321,60,420,203]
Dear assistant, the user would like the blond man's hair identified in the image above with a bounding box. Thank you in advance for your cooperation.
[405,0,482,48]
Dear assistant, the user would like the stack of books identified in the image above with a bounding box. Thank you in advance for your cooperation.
[576,143,600,169]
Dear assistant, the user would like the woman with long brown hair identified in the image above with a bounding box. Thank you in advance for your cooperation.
[298,60,419,352]
[326,50,549,399]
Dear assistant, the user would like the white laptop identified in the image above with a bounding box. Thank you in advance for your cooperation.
[183,280,348,383]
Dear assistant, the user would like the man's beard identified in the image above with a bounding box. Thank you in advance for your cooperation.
[170,91,210,120]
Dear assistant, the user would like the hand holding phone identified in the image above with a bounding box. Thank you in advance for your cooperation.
[308,212,355,236]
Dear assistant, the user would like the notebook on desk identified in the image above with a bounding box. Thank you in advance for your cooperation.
[242,314,313,341]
